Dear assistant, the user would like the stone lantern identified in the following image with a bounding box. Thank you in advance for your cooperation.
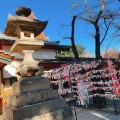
[2,6,74,120]
[4,6,48,78]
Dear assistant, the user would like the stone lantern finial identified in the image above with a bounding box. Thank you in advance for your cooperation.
[16,6,31,17]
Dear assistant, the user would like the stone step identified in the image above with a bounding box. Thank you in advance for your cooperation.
[12,76,50,95]
[31,108,74,120]
[3,98,71,120]
[6,89,58,108]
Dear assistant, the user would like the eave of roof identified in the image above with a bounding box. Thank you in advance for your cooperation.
[4,14,48,37]
[41,41,71,51]
[0,51,14,67]
[0,56,12,64]
[0,34,17,41]
[0,34,70,51]
[0,51,14,59]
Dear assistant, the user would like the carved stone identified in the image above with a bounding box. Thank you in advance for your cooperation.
[3,77,74,120]
[12,77,50,95]
[6,89,58,108]
[3,99,73,120]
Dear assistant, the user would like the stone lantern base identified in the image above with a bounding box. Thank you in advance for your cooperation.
[2,76,74,120]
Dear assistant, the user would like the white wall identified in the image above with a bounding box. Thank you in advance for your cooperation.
[2,46,22,59]
[2,46,56,59]
[2,46,56,78]
[3,68,13,78]
[33,49,56,59]
[3,62,17,78]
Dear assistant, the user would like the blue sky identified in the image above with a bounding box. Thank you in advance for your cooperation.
[0,0,120,56]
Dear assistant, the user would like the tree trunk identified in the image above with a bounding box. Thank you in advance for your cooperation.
[71,16,80,60]
[94,23,101,60]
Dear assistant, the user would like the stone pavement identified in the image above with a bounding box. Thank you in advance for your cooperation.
[72,107,120,120]
[0,107,120,120]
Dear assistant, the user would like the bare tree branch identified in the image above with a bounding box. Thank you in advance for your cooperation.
[100,17,114,45]
[83,0,92,21]
[95,0,106,23]
[63,37,71,39]
[77,16,94,24]
[63,0,120,59]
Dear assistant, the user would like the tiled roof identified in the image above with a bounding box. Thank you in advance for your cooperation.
[0,50,14,59]
[0,34,70,50]
[0,34,16,41]
[42,41,71,51]
[0,51,14,66]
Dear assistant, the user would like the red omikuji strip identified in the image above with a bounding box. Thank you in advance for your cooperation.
[106,59,120,95]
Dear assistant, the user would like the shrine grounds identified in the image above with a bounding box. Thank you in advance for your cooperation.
[72,97,120,120]
[75,107,120,120]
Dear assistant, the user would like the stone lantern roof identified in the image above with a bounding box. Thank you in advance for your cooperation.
[4,6,48,38]
[4,14,48,38]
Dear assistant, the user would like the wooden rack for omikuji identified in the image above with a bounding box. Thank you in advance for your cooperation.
[44,59,120,114]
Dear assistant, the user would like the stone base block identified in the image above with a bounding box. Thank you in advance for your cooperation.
[12,76,50,95]
[3,99,72,120]
[32,108,74,120]
[6,89,58,108]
